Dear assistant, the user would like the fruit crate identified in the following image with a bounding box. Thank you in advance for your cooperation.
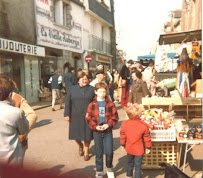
[142,141,178,169]
[150,127,176,142]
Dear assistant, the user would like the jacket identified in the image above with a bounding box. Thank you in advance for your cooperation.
[0,100,29,166]
[129,79,149,104]
[120,118,152,156]
[48,74,62,90]
[85,96,119,134]
[119,65,130,85]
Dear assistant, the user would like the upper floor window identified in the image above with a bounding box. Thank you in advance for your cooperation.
[51,0,72,29]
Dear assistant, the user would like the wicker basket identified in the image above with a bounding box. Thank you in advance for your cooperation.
[150,127,176,142]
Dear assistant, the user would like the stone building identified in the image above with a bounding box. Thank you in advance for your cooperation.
[0,0,116,103]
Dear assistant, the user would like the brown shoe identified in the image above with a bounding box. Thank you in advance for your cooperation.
[79,147,84,156]
[84,155,90,161]
[52,108,55,111]
[60,106,64,109]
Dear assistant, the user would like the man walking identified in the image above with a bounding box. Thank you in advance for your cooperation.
[48,70,63,111]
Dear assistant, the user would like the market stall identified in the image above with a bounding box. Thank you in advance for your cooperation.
[140,107,203,170]
[140,108,179,169]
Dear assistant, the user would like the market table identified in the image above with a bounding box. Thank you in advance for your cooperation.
[177,133,203,172]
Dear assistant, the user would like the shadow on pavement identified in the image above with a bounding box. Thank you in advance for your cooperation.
[40,165,65,175]
[33,119,53,129]
[113,137,122,152]
[60,165,95,178]
[114,155,127,177]
[142,169,165,178]
[113,120,122,130]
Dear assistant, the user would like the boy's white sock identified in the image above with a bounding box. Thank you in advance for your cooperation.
[96,171,103,178]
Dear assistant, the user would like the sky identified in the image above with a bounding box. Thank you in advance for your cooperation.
[114,0,182,60]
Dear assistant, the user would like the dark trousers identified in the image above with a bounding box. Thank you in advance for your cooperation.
[109,87,115,102]
[93,132,113,172]
[127,154,143,178]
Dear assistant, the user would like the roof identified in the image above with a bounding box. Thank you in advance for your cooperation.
[159,29,202,45]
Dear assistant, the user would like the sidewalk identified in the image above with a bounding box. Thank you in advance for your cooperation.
[31,101,52,111]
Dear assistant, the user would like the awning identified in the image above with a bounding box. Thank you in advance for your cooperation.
[159,29,202,45]
[137,52,177,60]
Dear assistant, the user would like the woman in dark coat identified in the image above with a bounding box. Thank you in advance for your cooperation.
[129,70,149,104]
[64,71,95,161]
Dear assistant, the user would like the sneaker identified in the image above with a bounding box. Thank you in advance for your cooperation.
[106,168,115,178]
[107,171,115,178]
[52,108,55,111]
[96,171,103,178]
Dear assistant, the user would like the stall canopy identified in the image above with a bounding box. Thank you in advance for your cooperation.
[137,52,177,60]
[159,29,202,45]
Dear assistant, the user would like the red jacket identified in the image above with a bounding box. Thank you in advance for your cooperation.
[85,96,119,134]
[120,118,152,156]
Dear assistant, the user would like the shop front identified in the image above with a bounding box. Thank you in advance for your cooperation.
[0,37,45,103]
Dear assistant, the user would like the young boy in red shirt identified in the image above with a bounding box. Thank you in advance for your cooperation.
[86,82,119,178]
[120,103,152,178]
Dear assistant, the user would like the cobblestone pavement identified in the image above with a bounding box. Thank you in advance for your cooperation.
[23,102,203,178]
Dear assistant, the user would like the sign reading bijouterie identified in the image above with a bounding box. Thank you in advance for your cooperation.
[0,38,45,57]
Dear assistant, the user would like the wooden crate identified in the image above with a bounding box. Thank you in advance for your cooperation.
[142,141,178,169]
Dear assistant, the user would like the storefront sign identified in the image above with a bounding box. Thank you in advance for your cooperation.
[37,24,81,50]
[0,38,45,57]
[35,0,83,53]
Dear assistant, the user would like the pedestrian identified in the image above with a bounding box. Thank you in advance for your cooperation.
[0,75,29,167]
[48,70,63,111]
[11,88,37,157]
[86,82,119,178]
[90,70,105,87]
[142,62,156,96]
[106,68,115,102]
[113,70,119,90]
[64,71,95,161]
[120,103,152,178]
[64,66,76,93]
[128,71,149,104]
[119,60,134,109]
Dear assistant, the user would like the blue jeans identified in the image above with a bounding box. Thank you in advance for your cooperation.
[109,87,115,102]
[127,154,143,178]
[93,131,113,172]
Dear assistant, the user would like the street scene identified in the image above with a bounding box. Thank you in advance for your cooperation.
[22,103,202,178]
[0,0,202,178]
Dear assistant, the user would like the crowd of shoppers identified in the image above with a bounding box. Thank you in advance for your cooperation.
[0,60,155,178]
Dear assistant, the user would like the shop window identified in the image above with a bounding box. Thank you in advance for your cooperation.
[0,56,21,91]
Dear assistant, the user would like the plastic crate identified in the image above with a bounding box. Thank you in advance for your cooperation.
[150,127,176,142]
[142,141,178,169]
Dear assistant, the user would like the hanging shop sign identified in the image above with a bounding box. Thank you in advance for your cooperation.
[0,37,45,57]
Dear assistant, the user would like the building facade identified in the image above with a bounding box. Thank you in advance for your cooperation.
[0,0,45,103]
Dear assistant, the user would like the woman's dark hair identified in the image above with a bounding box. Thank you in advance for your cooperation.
[0,75,13,101]
[135,70,142,79]
[76,71,89,82]
[63,62,71,72]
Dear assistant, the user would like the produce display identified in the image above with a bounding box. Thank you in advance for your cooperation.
[179,126,202,139]
[141,109,175,130]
